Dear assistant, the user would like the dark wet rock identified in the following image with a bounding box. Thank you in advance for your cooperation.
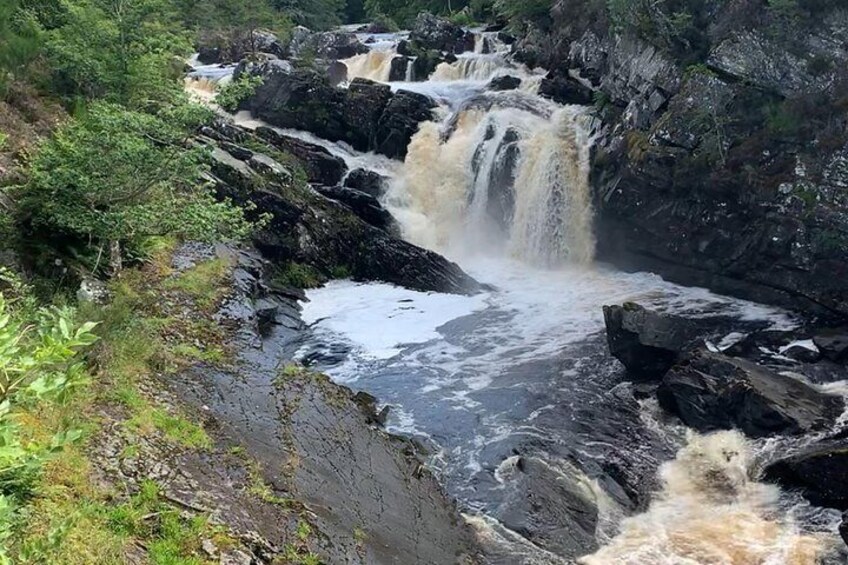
[208,123,479,294]
[763,437,848,510]
[254,126,346,187]
[220,141,254,161]
[375,89,436,159]
[352,391,390,426]
[243,65,434,160]
[409,13,475,54]
[814,328,848,363]
[782,344,823,364]
[326,60,347,86]
[602,303,708,380]
[313,185,397,233]
[388,56,411,82]
[396,39,412,57]
[470,126,519,235]
[287,28,368,60]
[657,349,843,438]
[343,168,387,198]
[497,31,516,45]
[538,72,594,105]
[841,512,848,546]
[361,21,394,34]
[488,75,522,91]
[495,456,598,559]
[154,247,481,564]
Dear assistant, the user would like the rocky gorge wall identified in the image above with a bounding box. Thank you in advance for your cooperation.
[516,0,848,319]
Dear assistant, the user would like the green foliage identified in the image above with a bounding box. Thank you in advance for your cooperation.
[20,101,253,272]
[271,262,322,289]
[495,0,552,26]
[363,0,486,27]
[0,133,7,151]
[606,0,709,61]
[274,0,346,30]
[0,0,43,98]
[216,74,263,113]
[163,257,232,310]
[0,294,97,564]
[43,0,192,108]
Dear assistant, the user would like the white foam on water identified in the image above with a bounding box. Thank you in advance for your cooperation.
[300,280,488,361]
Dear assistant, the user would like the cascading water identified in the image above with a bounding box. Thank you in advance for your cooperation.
[386,101,595,265]
[188,26,848,564]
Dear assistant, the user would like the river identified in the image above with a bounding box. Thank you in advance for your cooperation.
[189,28,848,564]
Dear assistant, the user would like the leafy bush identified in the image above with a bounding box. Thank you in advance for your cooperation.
[0,294,97,564]
[216,75,263,112]
[20,101,254,273]
[0,1,42,99]
[495,0,553,26]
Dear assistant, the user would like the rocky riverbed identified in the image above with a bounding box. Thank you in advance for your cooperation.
[179,8,848,564]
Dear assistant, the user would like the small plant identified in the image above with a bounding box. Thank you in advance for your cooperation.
[0,295,97,563]
[271,262,323,289]
[0,132,7,151]
[216,75,264,113]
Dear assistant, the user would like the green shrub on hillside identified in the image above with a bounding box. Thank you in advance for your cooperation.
[0,294,97,564]
[20,102,253,273]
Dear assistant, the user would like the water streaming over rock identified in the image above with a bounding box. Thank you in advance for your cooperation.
[187,27,848,564]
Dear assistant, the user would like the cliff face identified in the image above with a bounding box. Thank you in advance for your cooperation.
[518,0,848,317]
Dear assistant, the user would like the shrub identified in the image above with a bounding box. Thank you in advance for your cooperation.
[20,101,254,273]
[0,294,97,564]
[216,75,263,113]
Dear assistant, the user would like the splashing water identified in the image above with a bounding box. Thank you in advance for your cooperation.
[341,50,397,82]
[580,431,834,565]
[386,103,596,265]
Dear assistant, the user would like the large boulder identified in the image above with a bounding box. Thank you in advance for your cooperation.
[409,13,475,54]
[602,303,708,380]
[538,72,594,105]
[254,126,346,187]
[287,28,368,60]
[763,437,848,510]
[813,328,848,363]
[243,64,434,160]
[374,90,436,159]
[657,349,843,438]
[488,75,522,91]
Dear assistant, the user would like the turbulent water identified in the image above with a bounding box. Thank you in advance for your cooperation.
[190,29,848,564]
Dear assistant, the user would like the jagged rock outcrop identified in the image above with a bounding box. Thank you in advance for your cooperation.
[409,13,475,54]
[205,121,478,295]
[763,435,848,510]
[253,126,346,187]
[313,185,397,233]
[602,303,711,380]
[516,0,848,317]
[657,349,843,438]
[241,64,435,160]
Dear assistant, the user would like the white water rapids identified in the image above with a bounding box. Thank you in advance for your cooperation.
[188,29,847,564]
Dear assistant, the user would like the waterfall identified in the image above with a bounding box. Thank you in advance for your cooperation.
[580,431,830,565]
[385,99,596,266]
[342,50,397,82]
[431,54,509,82]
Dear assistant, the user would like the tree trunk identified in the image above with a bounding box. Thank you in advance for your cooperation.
[108,240,122,276]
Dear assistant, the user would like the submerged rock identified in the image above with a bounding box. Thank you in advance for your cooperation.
[657,349,843,438]
[813,328,848,363]
[763,437,848,510]
[602,303,706,380]
[488,75,522,91]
